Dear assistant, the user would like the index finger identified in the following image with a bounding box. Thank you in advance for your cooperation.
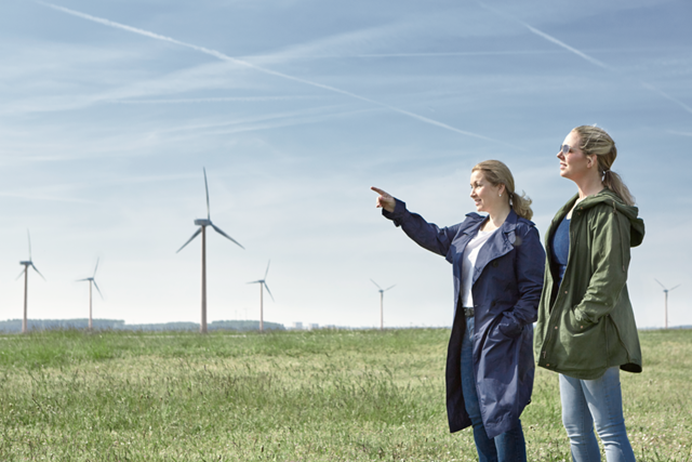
[370,186,388,196]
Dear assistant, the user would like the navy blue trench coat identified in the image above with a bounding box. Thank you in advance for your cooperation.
[384,200,545,438]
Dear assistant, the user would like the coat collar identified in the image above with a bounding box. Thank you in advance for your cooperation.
[462,210,521,285]
[462,209,519,241]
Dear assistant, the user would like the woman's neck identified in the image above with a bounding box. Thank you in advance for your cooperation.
[482,205,510,232]
[566,174,603,219]
[574,173,604,200]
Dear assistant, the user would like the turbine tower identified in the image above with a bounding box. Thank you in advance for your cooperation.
[655,279,680,329]
[77,259,103,330]
[18,230,45,334]
[371,279,395,331]
[248,260,274,333]
[177,168,244,334]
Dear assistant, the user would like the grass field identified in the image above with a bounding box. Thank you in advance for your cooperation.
[0,328,690,461]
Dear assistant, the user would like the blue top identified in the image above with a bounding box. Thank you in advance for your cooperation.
[551,216,570,285]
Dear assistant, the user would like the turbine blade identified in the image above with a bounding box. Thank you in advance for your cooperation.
[176,228,202,253]
[247,280,262,284]
[31,263,46,281]
[385,284,396,291]
[264,282,275,302]
[654,278,666,290]
[16,267,27,280]
[27,229,32,260]
[670,284,681,291]
[370,279,382,290]
[264,260,271,280]
[203,167,210,220]
[93,280,104,299]
[93,258,100,278]
[76,278,91,282]
[210,224,245,249]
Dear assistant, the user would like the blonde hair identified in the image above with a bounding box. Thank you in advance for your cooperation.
[573,125,635,206]
[472,160,533,220]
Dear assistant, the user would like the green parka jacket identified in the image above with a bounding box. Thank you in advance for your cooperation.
[534,189,645,380]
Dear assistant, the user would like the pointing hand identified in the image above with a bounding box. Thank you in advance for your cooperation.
[371,186,396,213]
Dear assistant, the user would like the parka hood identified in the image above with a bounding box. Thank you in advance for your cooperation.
[570,189,645,247]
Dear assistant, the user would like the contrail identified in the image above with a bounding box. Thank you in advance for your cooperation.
[666,129,692,138]
[639,82,692,115]
[155,105,378,138]
[107,96,319,104]
[36,1,509,145]
[524,25,692,115]
[523,25,611,71]
[475,1,692,116]
[0,191,97,204]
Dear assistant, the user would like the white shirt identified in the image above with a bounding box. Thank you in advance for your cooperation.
[461,228,496,308]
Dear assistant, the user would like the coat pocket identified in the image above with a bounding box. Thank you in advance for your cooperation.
[497,312,522,338]
[567,305,595,334]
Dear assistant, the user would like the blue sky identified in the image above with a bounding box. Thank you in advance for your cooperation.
[1,0,690,329]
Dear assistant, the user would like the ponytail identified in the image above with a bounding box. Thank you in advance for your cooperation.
[602,170,635,206]
[510,191,533,221]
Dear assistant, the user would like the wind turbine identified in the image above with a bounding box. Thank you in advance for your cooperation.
[177,168,244,334]
[371,279,395,331]
[77,259,103,330]
[655,279,680,329]
[248,260,274,333]
[17,230,45,334]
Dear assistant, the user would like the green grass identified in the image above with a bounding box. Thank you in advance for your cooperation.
[0,328,690,461]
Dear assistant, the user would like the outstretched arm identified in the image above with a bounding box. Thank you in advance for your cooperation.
[371,186,458,258]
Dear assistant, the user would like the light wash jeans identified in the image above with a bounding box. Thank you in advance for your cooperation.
[460,316,527,462]
[559,368,636,462]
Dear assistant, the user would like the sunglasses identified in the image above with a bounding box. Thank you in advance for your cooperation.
[559,144,572,154]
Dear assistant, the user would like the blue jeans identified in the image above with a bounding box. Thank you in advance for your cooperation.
[559,368,635,462]
[460,316,527,462]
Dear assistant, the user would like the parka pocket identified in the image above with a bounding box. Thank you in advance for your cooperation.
[567,305,595,334]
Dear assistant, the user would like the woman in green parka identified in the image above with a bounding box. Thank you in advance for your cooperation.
[534,125,644,462]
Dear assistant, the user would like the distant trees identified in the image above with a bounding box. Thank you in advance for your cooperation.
[0,319,285,333]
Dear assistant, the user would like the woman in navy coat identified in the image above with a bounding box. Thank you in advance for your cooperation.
[372,160,544,462]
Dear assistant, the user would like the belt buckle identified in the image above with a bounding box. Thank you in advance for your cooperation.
[464,307,474,318]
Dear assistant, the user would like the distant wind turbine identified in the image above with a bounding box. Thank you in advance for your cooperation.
[248,260,274,333]
[655,279,680,329]
[177,168,244,334]
[371,279,395,331]
[17,230,45,334]
[77,259,103,330]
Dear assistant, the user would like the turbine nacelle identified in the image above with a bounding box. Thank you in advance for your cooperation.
[194,218,212,226]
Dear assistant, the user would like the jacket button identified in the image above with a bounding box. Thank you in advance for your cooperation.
[564,290,568,294]
[554,326,558,330]
[546,364,550,367]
